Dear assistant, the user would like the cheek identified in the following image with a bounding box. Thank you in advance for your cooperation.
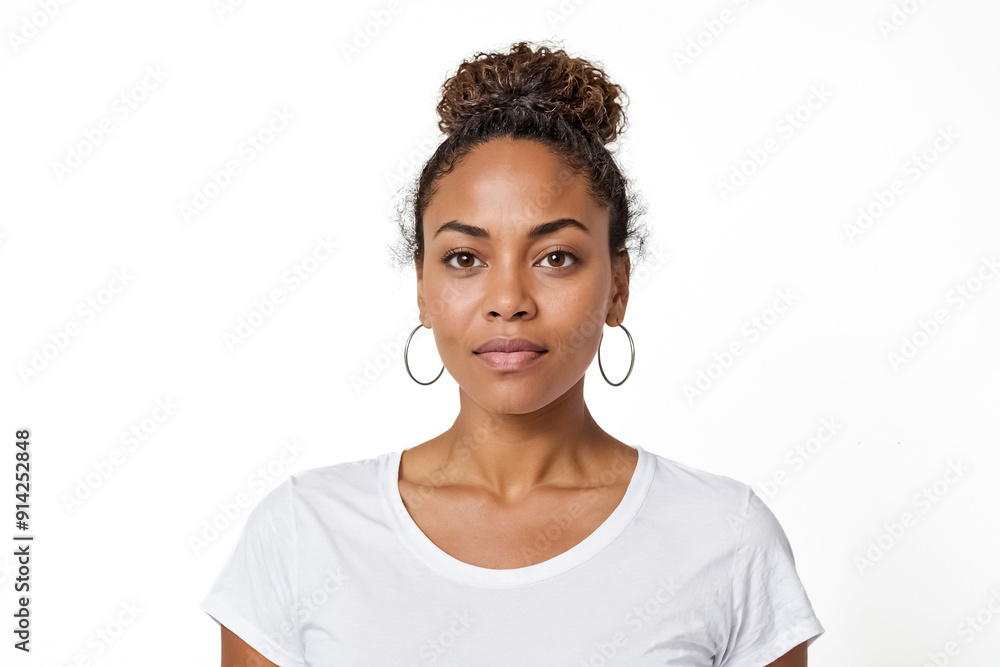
[548,294,608,357]
[424,280,477,320]
[426,286,478,352]
[439,289,479,320]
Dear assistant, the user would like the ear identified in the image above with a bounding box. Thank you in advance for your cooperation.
[605,252,631,327]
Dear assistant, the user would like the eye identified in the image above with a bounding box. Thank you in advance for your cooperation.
[439,248,581,272]
[441,249,484,270]
[537,249,580,269]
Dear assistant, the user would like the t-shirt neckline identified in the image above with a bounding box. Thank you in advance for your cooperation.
[379,443,655,587]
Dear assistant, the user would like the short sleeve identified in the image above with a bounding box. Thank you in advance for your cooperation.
[719,489,825,666]
[200,478,307,667]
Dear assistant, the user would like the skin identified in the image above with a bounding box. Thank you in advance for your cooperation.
[412,136,633,502]
[218,136,808,666]
[220,625,279,666]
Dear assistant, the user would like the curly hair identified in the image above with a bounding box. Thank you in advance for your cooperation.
[388,39,650,277]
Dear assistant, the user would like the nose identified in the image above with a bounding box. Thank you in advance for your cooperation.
[483,259,536,320]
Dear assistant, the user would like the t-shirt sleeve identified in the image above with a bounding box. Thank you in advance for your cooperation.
[200,478,307,667]
[718,489,825,666]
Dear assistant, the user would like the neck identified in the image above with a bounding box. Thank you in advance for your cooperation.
[436,378,622,502]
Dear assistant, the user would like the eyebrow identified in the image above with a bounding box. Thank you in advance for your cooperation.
[432,218,591,240]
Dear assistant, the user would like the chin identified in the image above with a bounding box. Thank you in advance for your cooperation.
[466,381,568,414]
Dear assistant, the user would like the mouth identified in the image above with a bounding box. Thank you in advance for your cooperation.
[473,338,547,354]
[473,349,547,371]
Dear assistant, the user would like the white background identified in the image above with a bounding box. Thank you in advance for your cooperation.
[2,0,999,665]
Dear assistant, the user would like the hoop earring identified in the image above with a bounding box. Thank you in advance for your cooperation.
[598,324,635,386]
[404,323,445,386]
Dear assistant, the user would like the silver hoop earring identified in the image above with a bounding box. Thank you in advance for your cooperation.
[598,324,634,386]
[404,323,445,386]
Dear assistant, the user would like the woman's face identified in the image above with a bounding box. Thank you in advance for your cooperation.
[417,137,630,414]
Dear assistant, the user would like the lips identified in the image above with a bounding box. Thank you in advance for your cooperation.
[473,338,547,354]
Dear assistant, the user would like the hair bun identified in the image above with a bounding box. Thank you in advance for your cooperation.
[436,41,627,145]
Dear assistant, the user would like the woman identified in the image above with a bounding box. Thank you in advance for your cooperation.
[202,40,824,665]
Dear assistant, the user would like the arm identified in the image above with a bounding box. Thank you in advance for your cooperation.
[221,624,280,667]
[764,640,807,667]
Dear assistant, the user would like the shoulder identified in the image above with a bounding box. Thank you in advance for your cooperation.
[289,451,387,489]
[641,449,785,545]
[645,449,753,511]
[251,450,390,516]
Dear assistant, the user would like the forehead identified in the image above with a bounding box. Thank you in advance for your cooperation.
[425,138,602,235]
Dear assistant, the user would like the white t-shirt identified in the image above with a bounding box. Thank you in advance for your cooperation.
[200,444,824,666]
